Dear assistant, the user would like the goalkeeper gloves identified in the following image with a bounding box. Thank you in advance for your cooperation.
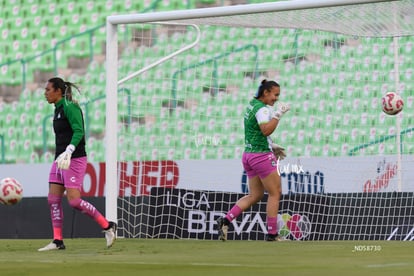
[271,143,286,161]
[272,102,290,121]
[55,144,75,170]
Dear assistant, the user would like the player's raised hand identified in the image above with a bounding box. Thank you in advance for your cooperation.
[272,102,290,120]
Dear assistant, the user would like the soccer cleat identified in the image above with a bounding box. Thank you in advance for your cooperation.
[103,221,117,248]
[266,234,287,242]
[216,217,229,242]
[38,239,66,251]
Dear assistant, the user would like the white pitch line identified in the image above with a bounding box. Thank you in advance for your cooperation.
[189,262,264,267]
[7,259,270,268]
[365,263,411,268]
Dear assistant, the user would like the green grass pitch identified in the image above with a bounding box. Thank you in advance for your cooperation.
[0,239,412,276]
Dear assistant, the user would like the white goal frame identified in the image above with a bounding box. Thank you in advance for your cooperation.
[104,0,407,224]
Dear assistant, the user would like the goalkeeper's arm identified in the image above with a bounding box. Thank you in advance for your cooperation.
[259,103,290,136]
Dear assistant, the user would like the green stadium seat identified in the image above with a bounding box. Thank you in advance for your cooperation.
[40,151,53,163]
[25,151,40,163]
[3,112,18,128]
[18,138,34,157]
[87,137,105,161]
[6,139,18,162]
[30,125,43,150]
[182,147,197,160]
[0,0,413,162]
[155,148,168,161]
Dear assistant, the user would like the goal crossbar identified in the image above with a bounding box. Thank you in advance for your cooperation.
[107,0,413,37]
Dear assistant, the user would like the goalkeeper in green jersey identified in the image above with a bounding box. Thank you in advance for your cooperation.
[38,77,117,251]
[217,79,290,241]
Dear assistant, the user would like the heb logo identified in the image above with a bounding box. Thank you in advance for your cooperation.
[83,161,179,197]
[363,161,398,193]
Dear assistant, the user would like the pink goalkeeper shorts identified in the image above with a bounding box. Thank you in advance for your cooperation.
[242,152,278,179]
[48,157,87,189]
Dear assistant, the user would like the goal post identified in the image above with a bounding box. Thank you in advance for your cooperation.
[105,0,414,240]
[105,19,118,223]
[105,21,202,223]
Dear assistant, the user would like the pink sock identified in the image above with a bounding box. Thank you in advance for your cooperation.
[48,194,63,240]
[68,198,109,229]
[267,216,278,235]
[225,205,242,222]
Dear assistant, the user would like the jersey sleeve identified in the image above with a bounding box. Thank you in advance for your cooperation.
[255,106,272,125]
[64,103,85,147]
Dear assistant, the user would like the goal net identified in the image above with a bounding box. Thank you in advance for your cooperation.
[105,0,414,240]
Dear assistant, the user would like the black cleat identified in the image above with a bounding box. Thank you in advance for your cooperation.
[216,217,229,242]
[266,234,286,241]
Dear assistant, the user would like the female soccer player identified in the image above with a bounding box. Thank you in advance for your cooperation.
[38,77,117,251]
[217,79,289,241]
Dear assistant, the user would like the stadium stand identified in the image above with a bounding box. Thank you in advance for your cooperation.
[0,0,412,164]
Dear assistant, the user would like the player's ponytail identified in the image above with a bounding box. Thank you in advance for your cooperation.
[48,77,81,103]
[254,79,280,99]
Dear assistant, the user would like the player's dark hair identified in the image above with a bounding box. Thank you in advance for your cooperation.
[255,79,280,99]
[48,77,80,102]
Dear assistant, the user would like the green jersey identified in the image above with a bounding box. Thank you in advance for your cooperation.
[53,98,86,159]
[244,98,272,153]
